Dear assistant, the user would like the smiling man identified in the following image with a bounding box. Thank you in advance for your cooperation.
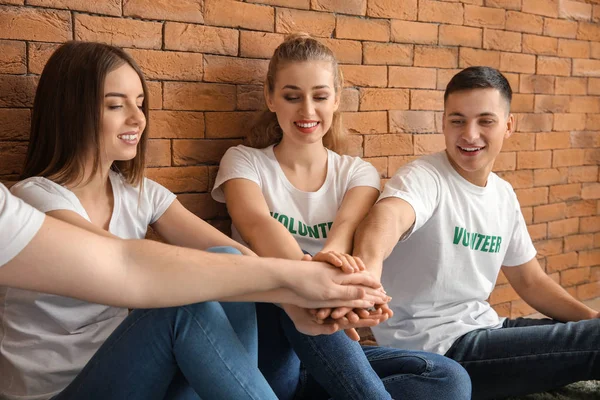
[353,66,600,400]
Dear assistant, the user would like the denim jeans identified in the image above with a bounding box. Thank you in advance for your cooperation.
[257,303,472,400]
[445,317,600,400]
[53,246,277,400]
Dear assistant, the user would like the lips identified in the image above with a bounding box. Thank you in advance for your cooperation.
[118,132,139,144]
[294,120,319,134]
[457,145,485,156]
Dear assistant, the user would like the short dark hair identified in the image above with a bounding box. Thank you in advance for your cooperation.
[444,66,512,107]
[21,41,149,187]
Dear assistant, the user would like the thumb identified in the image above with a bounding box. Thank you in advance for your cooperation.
[301,254,312,261]
[338,285,365,301]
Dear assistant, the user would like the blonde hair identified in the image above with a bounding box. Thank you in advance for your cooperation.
[246,33,346,154]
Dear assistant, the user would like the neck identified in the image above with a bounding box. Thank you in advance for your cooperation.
[444,150,491,187]
[69,158,112,197]
[274,139,327,170]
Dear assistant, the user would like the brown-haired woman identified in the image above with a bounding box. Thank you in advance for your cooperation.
[212,33,471,400]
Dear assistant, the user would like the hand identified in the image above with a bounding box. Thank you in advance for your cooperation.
[312,251,366,274]
[283,304,342,336]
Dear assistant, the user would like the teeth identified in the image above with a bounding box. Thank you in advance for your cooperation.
[119,134,137,140]
[460,147,482,152]
[296,122,318,128]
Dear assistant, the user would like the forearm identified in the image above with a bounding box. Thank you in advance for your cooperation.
[321,220,356,254]
[242,217,305,260]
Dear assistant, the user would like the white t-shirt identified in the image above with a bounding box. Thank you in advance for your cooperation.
[0,171,176,400]
[212,144,380,255]
[371,151,537,355]
[0,183,45,267]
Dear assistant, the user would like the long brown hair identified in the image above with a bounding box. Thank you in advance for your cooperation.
[246,33,346,154]
[21,41,149,187]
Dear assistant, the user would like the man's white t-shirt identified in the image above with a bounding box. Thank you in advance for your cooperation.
[0,171,176,400]
[212,144,380,255]
[0,183,45,267]
[371,151,537,355]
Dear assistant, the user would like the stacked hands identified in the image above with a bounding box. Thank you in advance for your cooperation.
[292,250,393,341]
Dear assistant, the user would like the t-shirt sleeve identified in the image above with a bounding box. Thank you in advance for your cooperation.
[0,183,45,267]
[142,178,177,225]
[212,146,261,203]
[10,179,79,213]
[378,162,440,238]
[347,159,381,191]
[502,190,537,267]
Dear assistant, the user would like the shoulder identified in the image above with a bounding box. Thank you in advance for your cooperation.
[330,151,376,174]
[10,177,68,201]
[489,172,519,203]
[392,153,444,182]
[223,144,269,162]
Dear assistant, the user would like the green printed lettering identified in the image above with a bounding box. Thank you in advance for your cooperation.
[271,212,279,219]
[318,222,328,238]
[289,217,298,234]
[327,221,333,230]
[307,225,320,239]
[462,231,470,247]
[278,214,289,228]
[470,233,477,249]
[495,236,502,253]
[453,227,464,245]
[489,236,496,253]
[475,234,485,250]
[481,235,491,252]
[298,221,308,236]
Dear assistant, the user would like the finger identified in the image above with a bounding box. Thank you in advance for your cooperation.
[354,256,367,271]
[339,273,382,289]
[345,311,359,323]
[355,308,371,319]
[344,328,360,341]
[342,253,359,272]
[316,308,332,320]
[301,254,312,261]
[331,306,353,319]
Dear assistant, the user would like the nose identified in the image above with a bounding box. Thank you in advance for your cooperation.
[462,121,480,142]
[300,97,315,117]
[127,104,145,127]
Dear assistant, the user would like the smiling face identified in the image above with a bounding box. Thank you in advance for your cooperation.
[265,60,340,147]
[100,63,146,165]
[443,88,514,187]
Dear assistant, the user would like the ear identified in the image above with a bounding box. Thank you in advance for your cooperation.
[441,112,447,132]
[504,113,514,140]
[333,92,341,112]
[264,83,275,112]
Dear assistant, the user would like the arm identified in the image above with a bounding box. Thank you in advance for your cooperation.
[0,215,388,309]
[502,258,598,321]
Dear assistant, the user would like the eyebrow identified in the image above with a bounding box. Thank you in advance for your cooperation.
[447,112,497,118]
[281,85,331,90]
[105,92,145,99]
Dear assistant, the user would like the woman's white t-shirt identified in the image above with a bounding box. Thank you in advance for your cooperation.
[0,171,175,400]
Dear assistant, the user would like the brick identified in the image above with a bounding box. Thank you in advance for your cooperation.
[583,148,600,165]
[75,14,161,49]
[464,5,506,29]
[246,0,308,8]
[535,238,563,256]
[485,0,521,10]
[492,302,511,317]
[557,39,590,59]
[568,166,598,183]
[388,155,420,175]
[586,114,600,130]
[459,48,500,69]
[30,0,120,15]
[204,56,269,85]
[522,207,533,224]
[0,40,24,74]
[516,114,553,132]
[239,31,283,59]
[534,95,570,113]
[437,68,464,90]
[389,67,437,89]
[146,81,162,110]
[312,0,366,15]
[126,49,203,81]
[579,250,600,267]
[0,75,37,107]
[0,6,71,42]
[123,0,201,22]
[506,11,544,34]
[536,131,570,150]
[527,222,547,241]
[546,252,578,273]
[517,150,552,169]
[205,0,273,31]
[534,202,567,222]
[345,134,363,157]
[522,34,558,55]
[553,149,585,167]
[341,65,387,87]
[553,113,586,131]
[391,21,438,45]
[497,170,534,189]
[363,42,412,66]
[570,97,600,114]
[414,46,458,68]
[367,0,417,20]
[0,142,26,174]
[582,182,600,199]
[439,25,482,48]
[173,139,243,165]
[549,183,581,203]
[534,168,568,186]
[340,88,359,112]
[565,234,596,252]
[510,299,537,318]
[389,111,436,133]
[150,111,204,139]
[591,42,600,59]
[205,111,261,139]
[483,29,521,52]
[522,0,559,18]
[419,0,463,24]
[537,56,571,76]
[501,132,535,152]
[543,18,578,39]
[492,152,517,171]
[520,75,554,94]
[511,94,535,113]
[555,77,587,96]
[146,166,209,193]
[164,23,238,55]
[27,42,59,74]
[593,265,600,281]
[343,111,387,134]
[559,0,592,21]
[567,199,597,218]
[414,134,446,155]
[359,88,409,111]
[581,215,600,233]
[364,134,412,157]
[146,139,171,167]
[577,22,600,41]
[178,193,228,219]
[0,108,29,141]
[489,284,520,304]
[336,15,389,42]
[410,90,444,111]
[163,82,236,111]
[571,131,600,148]
[276,8,335,37]
[562,267,590,287]
[516,186,548,206]
[320,38,363,64]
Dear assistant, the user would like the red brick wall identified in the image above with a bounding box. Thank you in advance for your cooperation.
[0,0,598,317]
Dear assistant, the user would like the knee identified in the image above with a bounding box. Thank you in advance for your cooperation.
[206,246,243,255]
[432,355,472,399]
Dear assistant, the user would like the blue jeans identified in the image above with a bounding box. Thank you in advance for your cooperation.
[257,303,471,400]
[54,246,277,400]
[445,317,600,400]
